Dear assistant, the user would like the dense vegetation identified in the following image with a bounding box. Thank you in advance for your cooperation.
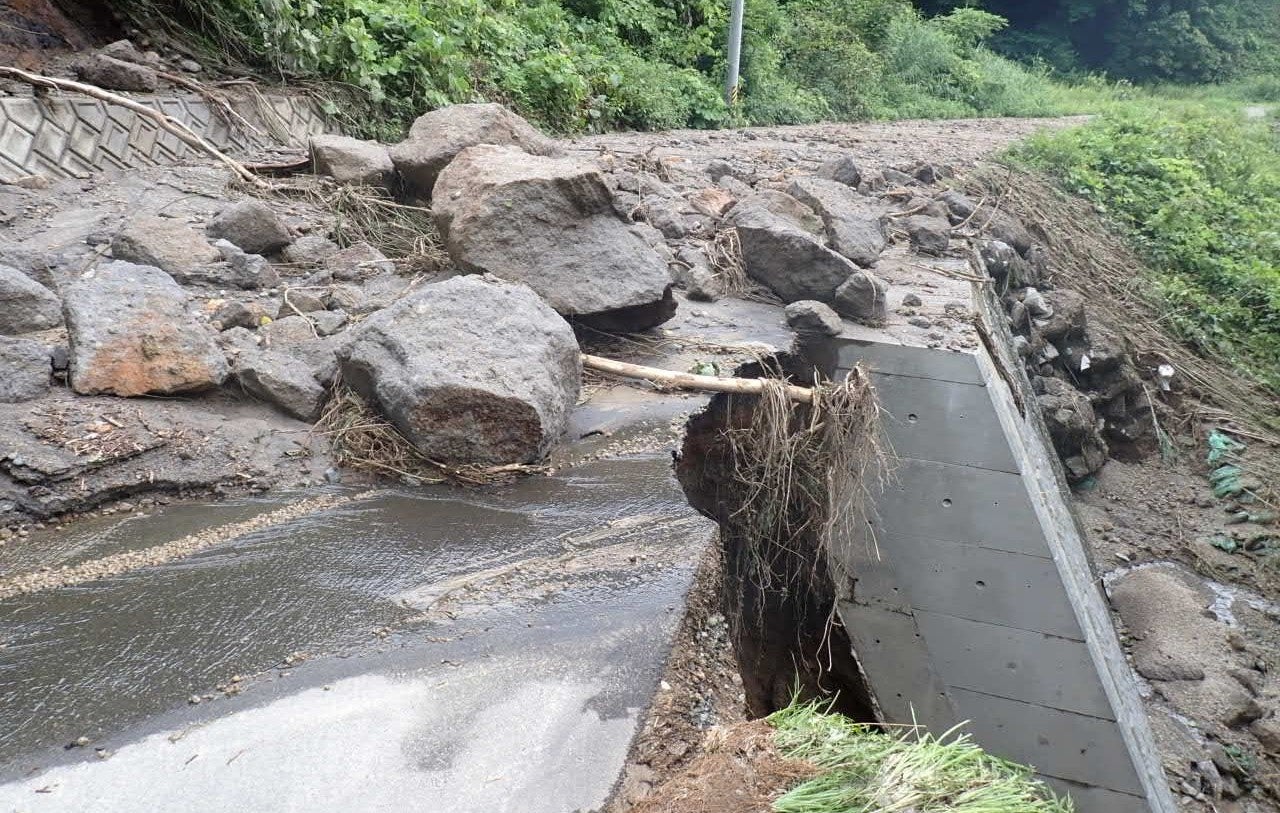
[1013,112,1280,391]
[920,0,1280,85]
[118,0,1064,134]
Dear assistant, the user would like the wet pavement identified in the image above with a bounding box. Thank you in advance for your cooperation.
[0,453,711,812]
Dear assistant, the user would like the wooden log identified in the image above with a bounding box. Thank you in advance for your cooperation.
[581,353,815,404]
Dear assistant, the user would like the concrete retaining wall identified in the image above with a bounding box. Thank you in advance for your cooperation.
[0,91,329,183]
[830,285,1176,813]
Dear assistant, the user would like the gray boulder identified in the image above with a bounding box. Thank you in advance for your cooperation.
[390,103,558,199]
[683,265,722,303]
[0,337,51,403]
[111,216,222,280]
[939,190,978,223]
[433,145,675,331]
[784,301,842,337]
[904,215,951,255]
[211,300,262,331]
[987,212,1034,255]
[207,201,292,256]
[833,271,889,325]
[814,155,862,188]
[310,135,395,189]
[74,54,158,92]
[338,275,581,465]
[0,264,62,335]
[62,261,228,396]
[310,310,348,337]
[1035,289,1087,342]
[724,192,860,304]
[788,178,887,267]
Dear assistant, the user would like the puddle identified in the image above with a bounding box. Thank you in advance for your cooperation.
[0,454,706,771]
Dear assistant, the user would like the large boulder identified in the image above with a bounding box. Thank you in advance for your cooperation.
[433,145,675,331]
[62,261,228,396]
[723,192,861,304]
[0,264,62,335]
[0,337,51,403]
[787,178,887,267]
[784,301,842,337]
[833,271,889,325]
[207,201,292,256]
[390,103,558,199]
[310,135,395,189]
[111,216,221,280]
[338,275,580,465]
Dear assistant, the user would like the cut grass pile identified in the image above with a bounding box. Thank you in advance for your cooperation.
[768,701,1073,813]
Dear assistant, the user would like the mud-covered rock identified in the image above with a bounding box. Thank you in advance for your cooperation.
[433,145,674,331]
[0,337,51,403]
[787,178,887,268]
[784,301,842,337]
[390,103,558,199]
[833,270,889,326]
[310,135,395,189]
[207,201,292,256]
[986,211,1034,255]
[1035,289,1087,342]
[74,54,158,92]
[111,216,221,281]
[338,275,580,465]
[0,264,62,335]
[1034,376,1107,482]
[63,261,228,396]
[904,215,951,255]
[724,191,860,304]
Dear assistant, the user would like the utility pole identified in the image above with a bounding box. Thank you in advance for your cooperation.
[724,0,745,105]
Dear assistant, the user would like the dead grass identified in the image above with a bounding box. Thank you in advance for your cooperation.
[724,364,883,597]
[266,180,451,275]
[709,227,780,304]
[314,383,545,487]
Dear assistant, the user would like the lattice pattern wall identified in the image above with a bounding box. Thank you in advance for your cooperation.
[0,92,330,182]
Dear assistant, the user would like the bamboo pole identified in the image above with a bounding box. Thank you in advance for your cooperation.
[581,353,815,404]
[0,65,267,188]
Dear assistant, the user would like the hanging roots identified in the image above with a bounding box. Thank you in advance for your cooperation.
[724,364,883,596]
[315,383,545,487]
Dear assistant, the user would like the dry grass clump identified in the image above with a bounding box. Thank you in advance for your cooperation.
[269,180,451,275]
[315,383,544,487]
[709,227,781,303]
[724,364,883,595]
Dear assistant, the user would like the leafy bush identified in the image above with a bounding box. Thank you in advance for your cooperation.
[1013,112,1280,390]
[116,0,1067,134]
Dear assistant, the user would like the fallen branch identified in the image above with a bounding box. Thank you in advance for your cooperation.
[0,65,267,188]
[581,353,815,403]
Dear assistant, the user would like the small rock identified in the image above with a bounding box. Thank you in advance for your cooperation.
[907,316,933,329]
[784,300,843,337]
[309,309,348,337]
[833,271,889,326]
[208,201,292,256]
[1251,716,1280,752]
[211,240,281,290]
[178,58,202,73]
[0,246,57,290]
[684,265,723,303]
[212,301,258,331]
[0,264,62,335]
[901,293,923,307]
[1224,698,1266,729]
[74,54,158,92]
[281,235,340,266]
[112,216,221,280]
[814,155,862,187]
[980,240,1036,289]
[310,135,395,189]
[323,242,394,280]
[277,290,326,317]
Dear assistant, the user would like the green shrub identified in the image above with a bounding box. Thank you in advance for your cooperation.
[1013,111,1280,390]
